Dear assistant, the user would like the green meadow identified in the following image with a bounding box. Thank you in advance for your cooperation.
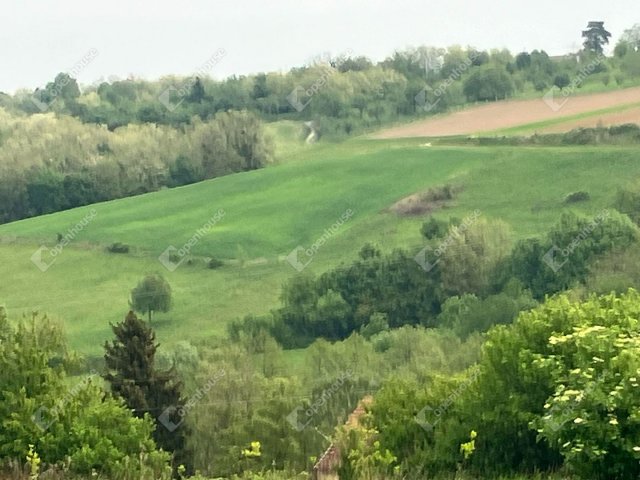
[1,137,638,356]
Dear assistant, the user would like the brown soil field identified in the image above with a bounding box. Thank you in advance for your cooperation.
[373,86,640,138]
[536,106,640,133]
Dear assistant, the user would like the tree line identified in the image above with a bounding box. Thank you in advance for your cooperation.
[1,22,639,225]
[0,109,272,223]
[230,208,637,348]
[1,23,639,139]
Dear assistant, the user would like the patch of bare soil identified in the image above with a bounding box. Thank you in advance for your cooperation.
[390,185,458,216]
[537,107,640,133]
[374,86,640,138]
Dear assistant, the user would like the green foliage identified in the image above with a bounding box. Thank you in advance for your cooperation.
[582,21,612,55]
[564,191,590,204]
[103,311,190,472]
[437,217,512,297]
[26,444,40,480]
[0,109,272,224]
[185,323,480,478]
[339,423,399,480]
[553,73,571,89]
[272,248,442,347]
[463,66,515,101]
[360,292,640,478]
[529,291,640,479]
[130,273,172,322]
[0,309,170,476]
[614,182,640,225]
[438,281,537,338]
[107,242,130,254]
[359,371,478,477]
[499,210,637,299]
[421,216,449,240]
[207,257,224,269]
[585,243,640,295]
[360,312,389,339]
[415,291,639,479]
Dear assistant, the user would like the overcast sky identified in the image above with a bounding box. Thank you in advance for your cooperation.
[1,0,638,93]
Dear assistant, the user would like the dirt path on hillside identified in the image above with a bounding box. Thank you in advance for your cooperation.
[373,87,640,138]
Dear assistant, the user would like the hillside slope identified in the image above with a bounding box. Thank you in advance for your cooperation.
[1,139,638,355]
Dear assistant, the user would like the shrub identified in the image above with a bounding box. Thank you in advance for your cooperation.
[562,128,599,145]
[564,191,590,204]
[609,123,640,136]
[423,184,455,202]
[530,291,640,479]
[437,281,536,338]
[207,257,224,269]
[107,242,130,254]
[499,210,637,299]
[614,184,640,225]
[553,73,571,89]
[359,312,389,339]
[421,216,449,240]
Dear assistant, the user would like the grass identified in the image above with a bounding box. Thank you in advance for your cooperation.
[1,136,639,357]
[263,120,313,164]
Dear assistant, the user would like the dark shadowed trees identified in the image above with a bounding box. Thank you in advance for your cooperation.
[104,311,191,472]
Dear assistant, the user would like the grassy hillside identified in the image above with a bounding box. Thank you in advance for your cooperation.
[1,137,638,356]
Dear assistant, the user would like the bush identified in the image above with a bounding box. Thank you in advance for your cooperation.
[562,128,599,145]
[423,184,455,202]
[437,281,537,338]
[421,216,449,240]
[564,191,590,204]
[499,210,637,299]
[530,291,640,479]
[614,184,640,224]
[107,242,130,254]
[463,66,515,101]
[359,312,389,339]
[438,217,512,297]
[207,257,224,269]
[609,123,640,136]
[534,79,548,91]
[553,73,571,89]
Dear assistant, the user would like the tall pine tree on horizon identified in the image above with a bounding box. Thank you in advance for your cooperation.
[104,310,191,473]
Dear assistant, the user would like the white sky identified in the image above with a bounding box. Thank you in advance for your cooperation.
[1,0,638,93]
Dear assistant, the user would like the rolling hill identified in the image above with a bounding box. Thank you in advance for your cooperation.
[1,135,638,357]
